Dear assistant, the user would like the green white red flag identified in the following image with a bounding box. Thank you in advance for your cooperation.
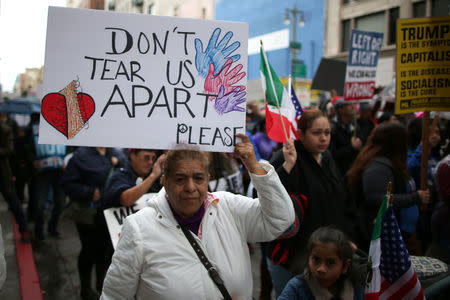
[259,47,299,143]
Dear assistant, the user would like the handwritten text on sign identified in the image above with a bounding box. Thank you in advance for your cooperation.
[344,29,383,102]
[39,7,248,152]
[396,17,450,114]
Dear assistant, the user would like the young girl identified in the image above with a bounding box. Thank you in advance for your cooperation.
[278,227,364,300]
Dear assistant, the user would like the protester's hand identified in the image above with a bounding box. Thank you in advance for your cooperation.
[195,28,241,78]
[235,133,266,175]
[214,85,246,115]
[204,59,245,98]
[349,241,358,252]
[150,154,166,178]
[92,188,101,202]
[418,189,430,205]
[351,136,363,151]
[282,138,297,174]
[111,156,119,166]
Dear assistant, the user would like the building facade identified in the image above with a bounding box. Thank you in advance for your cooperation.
[215,0,325,104]
[325,0,449,88]
[105,0,214,19]
[67,0,105,10]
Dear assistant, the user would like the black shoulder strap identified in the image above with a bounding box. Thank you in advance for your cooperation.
[179,225,232,300]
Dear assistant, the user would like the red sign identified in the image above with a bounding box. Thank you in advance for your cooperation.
[344,81,375,101]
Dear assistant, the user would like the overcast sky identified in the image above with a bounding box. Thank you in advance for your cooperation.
[0,0,66,93]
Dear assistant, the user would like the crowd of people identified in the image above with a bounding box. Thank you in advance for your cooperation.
[0,92,449,299]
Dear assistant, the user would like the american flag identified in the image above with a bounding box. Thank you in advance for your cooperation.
[366,198,425,300]
[290,85,303,123]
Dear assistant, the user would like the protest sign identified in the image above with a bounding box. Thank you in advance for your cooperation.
[396,16,450,114]
[208,170,244,194]
[103,194,155,249]
[39,7,248,152]
[344,29,384,102]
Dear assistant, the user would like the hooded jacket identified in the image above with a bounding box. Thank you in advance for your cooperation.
[100,162,294,300]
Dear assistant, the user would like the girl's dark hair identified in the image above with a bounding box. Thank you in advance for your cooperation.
[307,226,353,264]
[306,227,355,295]
[297,109,328,133]
[348,122,408,196]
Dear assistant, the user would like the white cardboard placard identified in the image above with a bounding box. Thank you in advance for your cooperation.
[39,7,248,152]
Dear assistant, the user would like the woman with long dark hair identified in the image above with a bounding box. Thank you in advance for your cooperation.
[348,122,430,252]
[266,110,356,296]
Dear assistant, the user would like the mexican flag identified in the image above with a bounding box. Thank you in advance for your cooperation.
[260,47,298,143]
[365,194,424,299]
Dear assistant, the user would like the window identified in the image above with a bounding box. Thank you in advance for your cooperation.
[388,7,399,45]
[432,0,450,16]
[413,1,426,18]
[202,7,206,19]
[342,19,351,51]
[356,11,385,34]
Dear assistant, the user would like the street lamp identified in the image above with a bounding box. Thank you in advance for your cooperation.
[284,4,305,87]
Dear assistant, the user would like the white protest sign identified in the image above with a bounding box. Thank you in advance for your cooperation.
[344,29,383,102]
[208,170,244,194]
[104,194,156,249]
[39,7,248,152]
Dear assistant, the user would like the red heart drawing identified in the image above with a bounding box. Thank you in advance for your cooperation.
[41,92,95,138]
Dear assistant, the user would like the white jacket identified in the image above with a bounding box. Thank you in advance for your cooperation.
[101,162,294,300]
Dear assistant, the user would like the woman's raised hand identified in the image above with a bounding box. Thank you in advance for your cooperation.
[235,133,266,175]
[282,138,297,174]
[150,154,166,178]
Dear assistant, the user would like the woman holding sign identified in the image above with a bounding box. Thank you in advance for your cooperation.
[100,134,294,300]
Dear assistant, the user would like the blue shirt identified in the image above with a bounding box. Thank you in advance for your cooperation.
[32,122,66,170]
[102,162,162,209]
[278,274,364,300]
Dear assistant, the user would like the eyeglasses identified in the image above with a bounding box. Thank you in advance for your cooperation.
[141,154,155,162]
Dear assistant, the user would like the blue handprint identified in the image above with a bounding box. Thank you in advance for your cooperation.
[195,28,241,78]
[214,85,246,115]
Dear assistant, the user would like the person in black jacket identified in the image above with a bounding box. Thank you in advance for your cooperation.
[330,98,363,176]
[265,110,356,297]
[102,149,165,209]
[348,122,430,253]
[61,147,125,300]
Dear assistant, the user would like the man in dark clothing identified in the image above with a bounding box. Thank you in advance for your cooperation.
[0,113,30,242]
[357,102,375,145]
[330,98,363,176]
[102,149,165,209]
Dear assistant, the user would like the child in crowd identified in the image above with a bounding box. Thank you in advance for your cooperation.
[278,227,364,300]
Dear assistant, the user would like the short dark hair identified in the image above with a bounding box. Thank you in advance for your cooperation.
[307,226,353,263]
[163,149,210,178]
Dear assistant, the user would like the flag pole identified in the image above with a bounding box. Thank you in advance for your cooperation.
[261,40,289,143]
[387,181,393,205]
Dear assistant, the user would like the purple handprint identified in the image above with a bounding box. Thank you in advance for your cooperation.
[214,85,246,115]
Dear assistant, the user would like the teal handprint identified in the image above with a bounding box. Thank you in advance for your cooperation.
[195,28,241,78]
